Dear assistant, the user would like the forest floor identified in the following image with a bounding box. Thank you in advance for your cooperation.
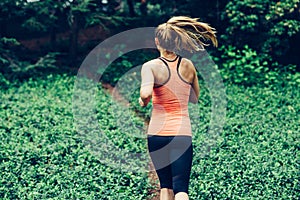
[19,26,161,200]
[102,82,160,200]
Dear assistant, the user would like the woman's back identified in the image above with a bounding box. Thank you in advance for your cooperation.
[149,56,195,87]
[147,55,193,136]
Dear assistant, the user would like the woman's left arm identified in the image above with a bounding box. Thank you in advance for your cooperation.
[139,63,154,107]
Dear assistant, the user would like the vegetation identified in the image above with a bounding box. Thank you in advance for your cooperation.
[0,73,298,199]
[0,0,299,199]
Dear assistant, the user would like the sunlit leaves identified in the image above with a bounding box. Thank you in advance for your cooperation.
[222,0,300,60]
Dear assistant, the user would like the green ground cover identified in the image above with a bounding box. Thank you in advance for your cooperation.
[0,73,299,199]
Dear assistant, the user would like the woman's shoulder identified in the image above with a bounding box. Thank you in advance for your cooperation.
[181,57,194,66]
[142,58,163,68]
[180,57,195,71]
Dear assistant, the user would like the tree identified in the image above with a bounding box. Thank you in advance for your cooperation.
[221,0,300,65]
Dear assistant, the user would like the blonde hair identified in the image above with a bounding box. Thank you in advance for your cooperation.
[155,16,218,52]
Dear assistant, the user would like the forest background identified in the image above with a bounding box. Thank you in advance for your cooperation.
[0,0,299,199]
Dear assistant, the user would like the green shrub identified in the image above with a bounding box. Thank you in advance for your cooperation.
[215,44,298,86]
[221,0,300,63]
[99,49,158,86]
[190,84,299,199]
[0,74,152,199]
[0,72,298,199]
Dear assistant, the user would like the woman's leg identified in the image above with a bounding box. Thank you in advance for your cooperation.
[148,136,174,199]
[168,189,175,200]
[168,189,174,200]
[175,192,189,200]
[169,136,193,200]
[160,188,174,200]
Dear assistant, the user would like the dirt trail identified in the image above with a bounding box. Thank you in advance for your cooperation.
[102,83,160,200]
[148,163,160,200]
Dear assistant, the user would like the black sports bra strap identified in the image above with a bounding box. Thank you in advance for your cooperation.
[158,57,169,67]
[176,56,192,85]
[176,56,182,71]
[159,55,179,62]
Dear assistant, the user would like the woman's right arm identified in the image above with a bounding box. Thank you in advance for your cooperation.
[139,62,154,107]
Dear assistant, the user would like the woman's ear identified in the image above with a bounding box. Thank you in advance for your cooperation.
[155,37,160,46]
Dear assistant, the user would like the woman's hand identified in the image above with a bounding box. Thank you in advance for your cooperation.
[139,97,145,107]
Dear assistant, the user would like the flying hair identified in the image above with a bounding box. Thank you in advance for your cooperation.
[155,16,218,52]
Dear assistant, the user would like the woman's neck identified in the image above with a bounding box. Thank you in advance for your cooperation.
[160,50,177,60]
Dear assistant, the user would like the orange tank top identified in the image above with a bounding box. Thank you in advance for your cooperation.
[147,56,192,136]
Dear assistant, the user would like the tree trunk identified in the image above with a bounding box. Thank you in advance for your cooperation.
[69,13,79,65]
[126,0,136,17]
[140,0,147,16]
[50,26,57,51]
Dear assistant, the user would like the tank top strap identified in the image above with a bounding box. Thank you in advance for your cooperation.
[159,55,179,63]
[158,55,181,69]
[176,56,182,70]
[158,57,169,68]
[157,55,185,83]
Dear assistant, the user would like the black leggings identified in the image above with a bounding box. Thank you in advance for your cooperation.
[147,135,193,195]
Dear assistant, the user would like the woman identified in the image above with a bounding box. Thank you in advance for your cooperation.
[139,16,217,200]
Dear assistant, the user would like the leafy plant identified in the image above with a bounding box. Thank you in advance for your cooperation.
[221,0,300,62]
[0,71,299,199]
[215,44,298,86]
